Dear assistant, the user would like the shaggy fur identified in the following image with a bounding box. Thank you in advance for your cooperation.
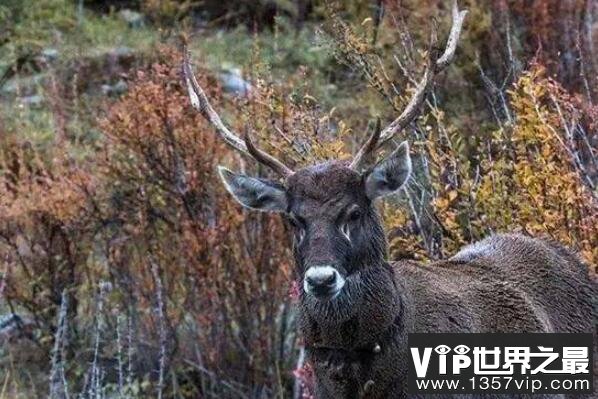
[287,162,597,399]
[220,160,597,399]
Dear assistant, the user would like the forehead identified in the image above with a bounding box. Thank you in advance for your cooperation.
[285,161,364,211]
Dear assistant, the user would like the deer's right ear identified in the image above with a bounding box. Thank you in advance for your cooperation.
[364,141,412,200]
[218,166,288,212]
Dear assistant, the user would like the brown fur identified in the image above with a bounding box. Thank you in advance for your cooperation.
[220,160,597,399]
[301,237,597,399]
[287,163,597,399]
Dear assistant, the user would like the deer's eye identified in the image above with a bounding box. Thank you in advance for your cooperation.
[348,209,361,222]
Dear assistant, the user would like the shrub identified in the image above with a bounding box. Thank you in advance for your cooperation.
[1,48,297,397]
[385,65,598,271]
[1,1,597,397]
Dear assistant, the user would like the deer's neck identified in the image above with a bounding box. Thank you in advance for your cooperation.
[298,262,404,350]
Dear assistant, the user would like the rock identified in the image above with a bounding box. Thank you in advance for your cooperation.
[100,84,111,95]
[101,79,128,96]
[0,46,140,102]
[219,68,252,97]
[19,95,44,108]
[118,9,144,28]
[111,46,134,59]
[106,47,136,72]
[113,79,128,94]
[1,73,47,96]
[40,48,59,62]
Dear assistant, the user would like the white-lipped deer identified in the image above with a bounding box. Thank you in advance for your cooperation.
[183,3,596,397]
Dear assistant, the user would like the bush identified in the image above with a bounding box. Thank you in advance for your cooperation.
[1,1,597,397]
[1,48,296,398]
[408,64,598,268]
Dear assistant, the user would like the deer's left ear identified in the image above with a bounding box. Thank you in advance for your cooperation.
[364,141,412,200]
[218,166,288,212]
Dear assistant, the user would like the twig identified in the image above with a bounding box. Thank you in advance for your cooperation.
[150,258,167,399]
[182,359,251,399]
[49,290,69,399]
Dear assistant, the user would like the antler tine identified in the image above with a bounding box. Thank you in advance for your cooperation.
[182,46,293,178]
[183,46,247,154]
[349,117,381,170]
[244,129,293,178]
[437,0,468,70]
[351,0,467,170]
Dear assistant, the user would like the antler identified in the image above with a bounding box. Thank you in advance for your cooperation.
[350,0,468,171]
[182,47,293,178]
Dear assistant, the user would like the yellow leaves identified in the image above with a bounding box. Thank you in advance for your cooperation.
[433,187,459,213]
[398,63,597,268]
[473,65,598,266]
[312,139,347,160]
[381,204,408,229]
[434,197,449,210]
[304,120,352,162]
[447,190,458,202]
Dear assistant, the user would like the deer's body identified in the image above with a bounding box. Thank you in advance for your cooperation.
[183,3,596,397]
[301,234,596,398]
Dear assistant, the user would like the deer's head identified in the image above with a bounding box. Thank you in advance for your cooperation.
[218,142,411,301]
[183,1,466,305]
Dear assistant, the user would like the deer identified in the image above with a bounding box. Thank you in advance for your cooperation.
[182,2,597,398]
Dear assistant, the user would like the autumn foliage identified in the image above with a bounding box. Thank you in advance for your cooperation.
[0,1,597,398]
[413,65,598,267]
[1,49,296,397]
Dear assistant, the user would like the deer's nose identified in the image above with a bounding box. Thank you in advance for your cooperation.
[306,268,336,287]
[304,266,345,300]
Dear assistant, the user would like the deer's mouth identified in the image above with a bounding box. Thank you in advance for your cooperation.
[303,265,346,300]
